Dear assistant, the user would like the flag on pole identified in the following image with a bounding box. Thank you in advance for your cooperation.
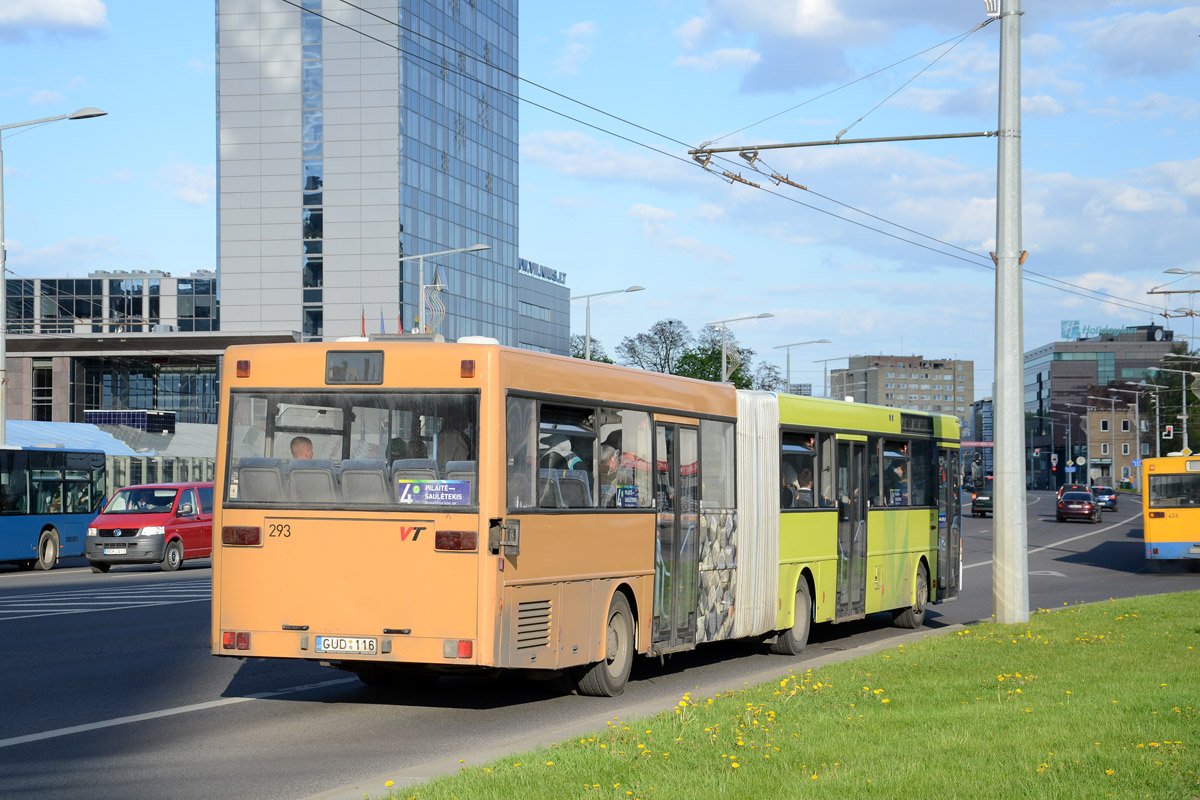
[361,308,366,338]
[380,309,385,335]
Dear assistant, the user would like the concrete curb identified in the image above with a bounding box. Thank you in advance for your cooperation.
[303,623,969,800]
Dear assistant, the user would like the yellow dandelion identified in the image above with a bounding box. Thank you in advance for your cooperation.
[731,762,740,768]
[882,698,890,704]
[385,781,394,788]
[1105,769,1114,775]
[546,761,554,766]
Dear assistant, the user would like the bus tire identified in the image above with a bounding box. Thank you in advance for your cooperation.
[893,562,929,629]
[161,540,184,572]
[34,530,59,571]
[770,581,812,655]
[576,592,634,697]
[91,562,112,574]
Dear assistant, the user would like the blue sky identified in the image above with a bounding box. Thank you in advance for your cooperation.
[2,1,1198,397]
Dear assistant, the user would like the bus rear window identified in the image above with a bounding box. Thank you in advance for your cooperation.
[1148,474,1200,508]
[225,390,478,509]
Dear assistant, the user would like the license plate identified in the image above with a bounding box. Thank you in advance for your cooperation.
[1190,546,1200,554]
[315,635,377,655]
[104,547,127,555]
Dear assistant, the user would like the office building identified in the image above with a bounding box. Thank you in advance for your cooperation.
[1024,323,1173,488]
[830,355,974,429]
[216,0,565,347]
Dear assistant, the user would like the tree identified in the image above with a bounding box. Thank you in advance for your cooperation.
[675,325,756,389]
[570,334,613,363]
[753,362,786,392]
[616,318,692,373]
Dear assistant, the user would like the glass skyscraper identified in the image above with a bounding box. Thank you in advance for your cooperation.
[217,0,525,344]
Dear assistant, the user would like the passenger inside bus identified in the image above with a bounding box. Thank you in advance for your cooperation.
[435,409,471,471]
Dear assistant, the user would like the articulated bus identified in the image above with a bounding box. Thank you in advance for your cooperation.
[212,339,961,695]
[1142,456,1200,563]
[0,446,107,570]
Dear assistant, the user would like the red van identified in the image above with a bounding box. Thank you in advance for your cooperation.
[85,482,214,573]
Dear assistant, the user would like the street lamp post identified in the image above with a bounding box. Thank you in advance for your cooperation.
[1128,381,1168,458]
[1088,396,1118,484]
[707,313,774,382]
[1147,366,1196,453]
[569,285,644,360]
[397,243,490,335]
[1065,403,1094,484]
[1109,387,1144,490]
[814,356,850,398]
[772,339,830,393]
[1028,414,1054,489]
[0,107,108,446]
[1050,408,1080,481]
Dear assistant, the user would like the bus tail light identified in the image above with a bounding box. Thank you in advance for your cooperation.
[435,530,477,551]
[222,631,251,650]
[223,526,262,546]
[1148,511,1164,518]
[444,639,472,658]
[236,360,251,378]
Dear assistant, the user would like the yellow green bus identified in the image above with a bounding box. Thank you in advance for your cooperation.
[211,339,961,696]
[1142,456,1200,562]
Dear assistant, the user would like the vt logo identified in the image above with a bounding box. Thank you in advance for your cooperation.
[399,525,426,541]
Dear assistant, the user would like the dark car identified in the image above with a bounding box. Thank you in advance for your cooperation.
[1056,490,1101,524]
[1091,485,1118,511]
[971,475,994,518]
[1056,483,1092,501]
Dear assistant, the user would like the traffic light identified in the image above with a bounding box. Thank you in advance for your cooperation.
[1034,447,1040,456]
[1165,425,1174,438]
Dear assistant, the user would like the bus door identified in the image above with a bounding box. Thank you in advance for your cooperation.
[652,423,699,652]
[835,440,868,620]
[937,447,962,601]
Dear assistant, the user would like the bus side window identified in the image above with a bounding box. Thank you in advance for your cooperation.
[506,397,536,509]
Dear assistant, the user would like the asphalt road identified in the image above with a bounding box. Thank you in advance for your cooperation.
[1,491,1196,800]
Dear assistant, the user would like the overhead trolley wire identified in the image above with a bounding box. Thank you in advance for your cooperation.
[276,1,1165,320]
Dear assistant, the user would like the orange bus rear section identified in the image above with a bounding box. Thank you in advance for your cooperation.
[212,339,958,693]
[1142,457,1200,561]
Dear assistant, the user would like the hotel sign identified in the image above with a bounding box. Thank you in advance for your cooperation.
[1061,320,1135,339]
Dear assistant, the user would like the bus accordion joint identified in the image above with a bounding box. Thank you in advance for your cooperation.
[434,530,478,551]
[222,526,262,546]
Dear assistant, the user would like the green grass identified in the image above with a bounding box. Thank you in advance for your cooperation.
[374,592,1199,800]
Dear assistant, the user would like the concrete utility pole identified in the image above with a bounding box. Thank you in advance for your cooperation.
[992,0,1028,624]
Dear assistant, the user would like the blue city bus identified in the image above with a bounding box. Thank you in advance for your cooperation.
[0,446,107,570]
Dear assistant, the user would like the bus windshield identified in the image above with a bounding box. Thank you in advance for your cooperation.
[224,390,478,509]
[1147,473,1200,508]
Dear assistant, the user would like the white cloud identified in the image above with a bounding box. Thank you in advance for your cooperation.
[628,203,733,263]
[28,89,66,106]
[1073,7,1200,78]
[694,204,725,221]
[1022,95,1065,116]
[674,48,761,73]
[521,130,708,190]
[0,0,108,40]
[156,163,216,206]
[4,235,139,277]
[675,15,710,49]
[554,20,597,75]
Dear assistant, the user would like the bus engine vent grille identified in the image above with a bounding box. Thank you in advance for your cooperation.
[515,599,552,650]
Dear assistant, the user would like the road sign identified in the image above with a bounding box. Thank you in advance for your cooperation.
[1075,456,1086,466]
[1065,465,1076,473]
[1050,453,1058,466]
[1132,459,1142,467]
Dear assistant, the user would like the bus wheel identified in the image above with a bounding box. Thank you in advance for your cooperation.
[90,562,112,574]
[161,540,184,572]
[770,581,812,655]
[34,531,59,571]
[576,593,634,697]
[893,562,929,629]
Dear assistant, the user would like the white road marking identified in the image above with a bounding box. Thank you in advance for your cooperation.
[964,513,1140,570]
[0,678,359,750]
[0,580,212,621]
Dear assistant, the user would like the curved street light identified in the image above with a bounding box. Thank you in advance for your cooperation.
[569,285,644,360]
[772,338,831,394]
[1,107,108,445]
[707,312,774,382]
